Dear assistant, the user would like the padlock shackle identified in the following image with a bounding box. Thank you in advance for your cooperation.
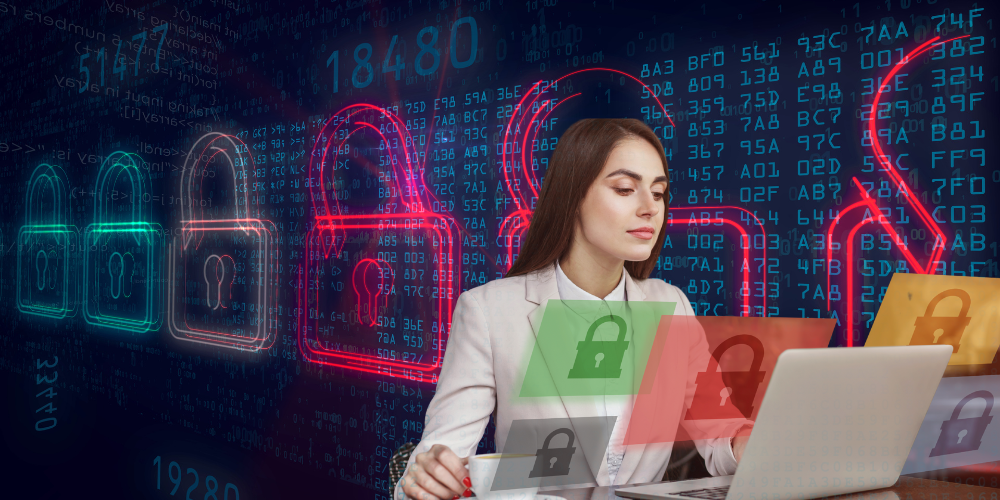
[25,163,70,226]
[540,428,575,450]
[949,390,994,420]
[583,314,628,343]
[94,152,148,226]
[706,334,766,374]
[309,104,433,219]
[180,133,253,226]
[922,289,972,319]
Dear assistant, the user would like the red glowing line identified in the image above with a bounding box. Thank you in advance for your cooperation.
[825,35,968,346]
[501,68,676,213]
[301,102,460,379]
[299,218,454,372]
[518,94,581,197]
[825,199,869,311]
[670,218,751,316]
[865,35,967,270]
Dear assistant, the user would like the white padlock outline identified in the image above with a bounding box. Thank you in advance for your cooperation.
[167,132,275,351]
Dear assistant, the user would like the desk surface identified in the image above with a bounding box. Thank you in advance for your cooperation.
[542,477,1000,500]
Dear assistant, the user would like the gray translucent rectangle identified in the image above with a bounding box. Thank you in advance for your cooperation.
[490,416,617,491]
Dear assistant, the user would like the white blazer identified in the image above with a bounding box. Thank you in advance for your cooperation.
[395,263,749,499]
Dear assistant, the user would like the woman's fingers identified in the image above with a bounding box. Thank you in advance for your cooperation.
[412,463,459,499]
[399,473,438,500]
[430,445,470,492]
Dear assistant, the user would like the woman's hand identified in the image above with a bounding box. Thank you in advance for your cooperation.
[399,444,471,499]
[732,425,754,463]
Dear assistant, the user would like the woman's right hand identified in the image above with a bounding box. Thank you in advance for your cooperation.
[399,444,471,500]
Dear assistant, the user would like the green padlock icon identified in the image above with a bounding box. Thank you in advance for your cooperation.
[17,163,78,319]
[82,152,161,333]
[567,314,629,379]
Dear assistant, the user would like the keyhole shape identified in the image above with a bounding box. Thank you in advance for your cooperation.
[204,255,224,310]
[217,255,235,309]
[204,255,235,310]
[549,457,558,469]
[47,250,59,290]
[720,387,734,406]
[121,252,135,299]
[932,329,945,343]
[956,429,968,444]
[35,250,48,291]
[594,352,605,368]
[108,252,125,299]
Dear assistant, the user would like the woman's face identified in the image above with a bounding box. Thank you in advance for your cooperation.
[573,137,668,264]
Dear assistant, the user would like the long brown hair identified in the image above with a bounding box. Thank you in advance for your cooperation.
[506,118,670,280]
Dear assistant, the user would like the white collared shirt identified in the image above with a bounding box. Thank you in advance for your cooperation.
[554,259,632,486]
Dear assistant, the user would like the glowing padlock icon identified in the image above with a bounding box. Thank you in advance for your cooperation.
[168,133,276,352]
[685,335,766,420]
[299,104,461,382]
[929,390,994,457]
[529,428,576,478]
[353,258,393,327]
[82,152,161,333]
[909,289,972,353]
[17,164,78,319]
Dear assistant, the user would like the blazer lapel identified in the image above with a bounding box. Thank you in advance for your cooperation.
[523,264,604,484]
[523,265,655,486]
[614,270,649,485]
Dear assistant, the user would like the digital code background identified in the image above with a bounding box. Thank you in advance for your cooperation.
[0,0,996,497]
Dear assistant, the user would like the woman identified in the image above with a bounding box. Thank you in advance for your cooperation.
[396,119,752,500]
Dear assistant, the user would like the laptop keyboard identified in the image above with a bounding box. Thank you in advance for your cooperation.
[676,485,730,499]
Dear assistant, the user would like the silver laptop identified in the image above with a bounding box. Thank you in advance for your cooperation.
[616,345,952,500]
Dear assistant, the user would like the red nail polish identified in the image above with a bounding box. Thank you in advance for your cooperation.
[463,477,472,488]
[453,496,460,499]
[463,489,472,498]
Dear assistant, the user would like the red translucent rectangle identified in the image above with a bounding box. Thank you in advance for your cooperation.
[625,316,835,445]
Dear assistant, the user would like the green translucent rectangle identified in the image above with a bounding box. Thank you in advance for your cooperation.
[517,300,676,398]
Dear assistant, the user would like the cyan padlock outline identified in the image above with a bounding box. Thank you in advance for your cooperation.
[167,132,276,352]
[17,163,78,319]
[685,334,766,420]
[83,152,161,332]
[909,288,972,353]
[929,390,994,457]
[567,314,630,379]
[529,428,576,478]
[298,104,461,382]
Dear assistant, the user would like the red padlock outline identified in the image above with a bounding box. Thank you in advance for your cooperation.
[684,334,766,420]
[298,104,460,383]
[494,69,768,316]
[167,132,277,352]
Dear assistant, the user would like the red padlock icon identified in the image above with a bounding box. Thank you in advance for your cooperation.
[298,104,460,382]
[909,289,972,353]
[167,133,277,352]
[685,334,766,420]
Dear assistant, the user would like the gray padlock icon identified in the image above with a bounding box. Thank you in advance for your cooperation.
[568,314,629,379]
[529,428,576,478]
[929,390,993,457]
